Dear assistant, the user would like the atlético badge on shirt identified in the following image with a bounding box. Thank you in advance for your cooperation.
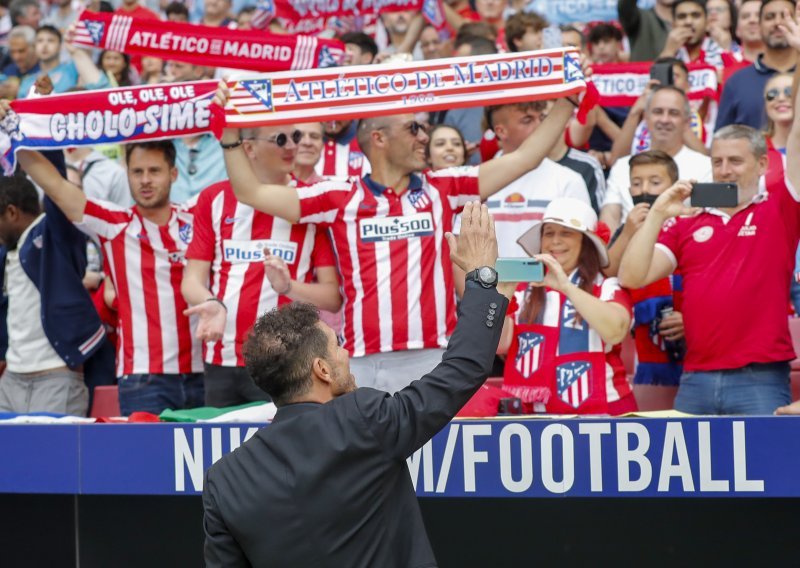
[693,226,713,243]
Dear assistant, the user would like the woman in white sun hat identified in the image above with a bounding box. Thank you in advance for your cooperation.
[497,197,638,415]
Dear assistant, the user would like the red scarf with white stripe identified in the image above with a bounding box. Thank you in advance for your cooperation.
[0,49,587,173]
[72,10,345,72]
[591,61,719,106]
[254,0,446,34]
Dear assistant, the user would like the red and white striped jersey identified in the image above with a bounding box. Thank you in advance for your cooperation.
[315,137,371,178]
[187,181,336,367]
[298,168,480,357]
[78,199,203,377]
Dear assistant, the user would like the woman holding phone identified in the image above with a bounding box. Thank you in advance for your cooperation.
[497,198,638,415]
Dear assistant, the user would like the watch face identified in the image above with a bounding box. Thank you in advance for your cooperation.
[479,267,495,283]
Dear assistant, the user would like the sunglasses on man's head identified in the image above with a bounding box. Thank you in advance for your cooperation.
[765,86,792,102]
[249,130,303,147]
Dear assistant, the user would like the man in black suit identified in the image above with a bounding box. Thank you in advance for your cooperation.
[202,202,507,568]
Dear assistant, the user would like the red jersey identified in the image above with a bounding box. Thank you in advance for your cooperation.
[316,137,371,178]
[656,176,800,371]
[78,199,203,377]
[297,168,480,356]
[186,181,335,367]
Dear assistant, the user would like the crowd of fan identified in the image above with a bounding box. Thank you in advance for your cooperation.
[0,0,798,420]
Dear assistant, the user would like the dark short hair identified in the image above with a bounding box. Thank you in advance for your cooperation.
[165,1,189,18]
[9,0,37,25]
[485,100,548,130]
[454,35,497,56]
[339,31,378,58]
[505,11,548,52]
[587,22,623,45]
[0,173,41,216]
[36,24,61,43]
[454,21,497,45]
[243,303,329,406]
[672,0,706,19]
[629,150,679,183]
[559,24,585,47]
[761,0,796,18]
[125,140,176,168]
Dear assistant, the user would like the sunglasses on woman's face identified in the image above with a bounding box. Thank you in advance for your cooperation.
[765,86,792,102]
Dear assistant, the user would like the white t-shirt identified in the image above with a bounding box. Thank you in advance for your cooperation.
[603,146,712,222]
[456,158,591,257]
[5,215,67,373]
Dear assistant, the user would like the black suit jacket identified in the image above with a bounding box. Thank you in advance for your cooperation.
[202,284,507,568]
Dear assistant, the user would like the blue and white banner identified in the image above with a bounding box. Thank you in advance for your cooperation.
[1,417,798,497]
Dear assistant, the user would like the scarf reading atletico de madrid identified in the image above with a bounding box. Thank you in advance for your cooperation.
[251,0,446,34]
[71,11,345,72]
[591,61,719,106]
[0,49,587,174]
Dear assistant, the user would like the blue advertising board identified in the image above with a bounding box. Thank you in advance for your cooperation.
[2,417,799,497]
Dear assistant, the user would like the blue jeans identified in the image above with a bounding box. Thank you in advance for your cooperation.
[118,373,204,416]
[674,362,791,415]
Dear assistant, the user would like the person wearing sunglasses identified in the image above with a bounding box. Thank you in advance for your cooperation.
[181,125,342,408]
[620,123,800,414]
[214,79,577,393]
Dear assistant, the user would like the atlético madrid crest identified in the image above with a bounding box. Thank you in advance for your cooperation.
[556,360,592,408]
[240,79,274,111]
[515,332,545,378]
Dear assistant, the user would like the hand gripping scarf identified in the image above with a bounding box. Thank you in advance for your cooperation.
[0,49,588,174]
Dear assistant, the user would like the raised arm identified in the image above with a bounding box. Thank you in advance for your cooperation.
[213,83,302,222]
[478,98,574,199]
[618,181,694,288]
[12,145,87,222]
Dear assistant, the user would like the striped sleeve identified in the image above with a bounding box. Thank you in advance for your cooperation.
[186,187,215,262]
[297,178,353,225]
[426,166,480,211]
[77,198,132,240]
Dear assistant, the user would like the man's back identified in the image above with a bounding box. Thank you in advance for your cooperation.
[204,391,436,568]
[203,285,507,567]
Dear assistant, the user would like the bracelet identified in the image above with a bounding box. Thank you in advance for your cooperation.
[220,138,242,150]
[205,297,227,311]
[276,281,292,296]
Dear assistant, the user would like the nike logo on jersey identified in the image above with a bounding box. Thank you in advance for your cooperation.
[224,216,243,224]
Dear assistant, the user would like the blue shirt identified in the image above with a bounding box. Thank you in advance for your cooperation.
[170,134,228,204]
[716,55,794,131]
[17,62,109,98]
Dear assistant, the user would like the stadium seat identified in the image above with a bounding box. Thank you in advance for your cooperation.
[90,385,121,418]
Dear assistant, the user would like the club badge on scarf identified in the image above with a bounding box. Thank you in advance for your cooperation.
[591,61,718,106]
[0,49,586,174]
[72,11,345,72]
[253,0,446,35]
[0,81,218,174]
[220,48,587,128]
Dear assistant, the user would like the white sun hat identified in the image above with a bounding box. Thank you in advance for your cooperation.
[516,197,610,268]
